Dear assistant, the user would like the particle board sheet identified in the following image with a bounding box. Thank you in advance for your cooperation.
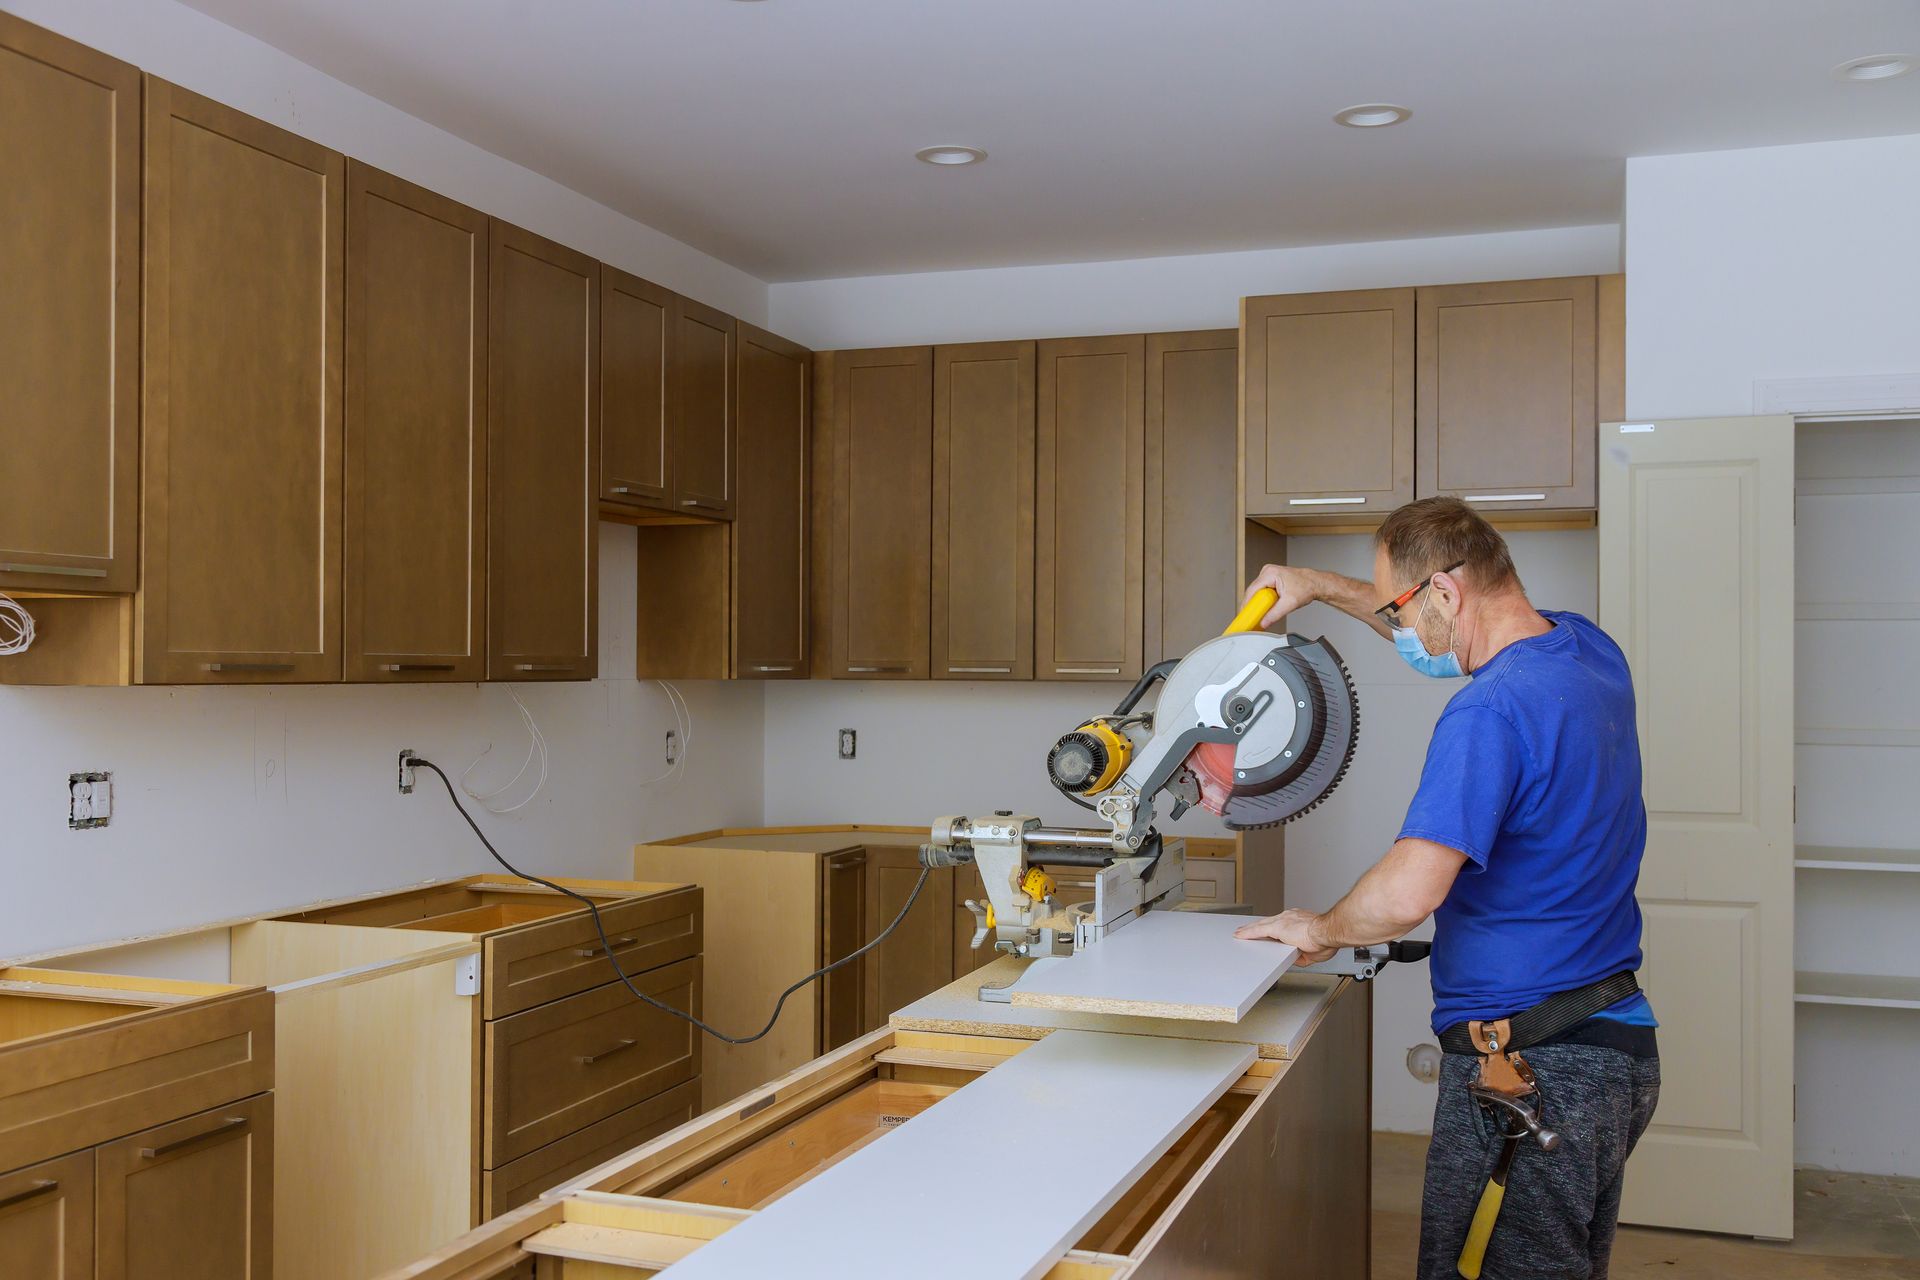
[892,957,1336,1058]
[1008,910,1296,1022]
[656,1029,1255,1280]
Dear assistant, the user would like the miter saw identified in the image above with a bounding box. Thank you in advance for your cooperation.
[919,588,1362,987]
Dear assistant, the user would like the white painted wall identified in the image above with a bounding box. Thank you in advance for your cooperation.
[1625,132,1920,421]
[0,0,768,321]
[768,223,1620,350]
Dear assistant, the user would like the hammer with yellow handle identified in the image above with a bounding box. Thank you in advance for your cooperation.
[1457,1085,1560,1278]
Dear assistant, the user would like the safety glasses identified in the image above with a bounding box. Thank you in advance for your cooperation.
[1375,561,1466,627]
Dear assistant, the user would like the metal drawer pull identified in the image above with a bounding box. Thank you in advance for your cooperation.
[829,852,867,868]
[679,498,726,511]
[513,663,574,673]
[578,1038,639,1066]
[1287,496,1365,506]
[0,562,108,578]
[949,666,1012,674]
[141,1116,248,1159]
[847,664,909,673]
[380,663,455,672]
[1464,493,1547,503]
[608,486,649,496]
[1056,667,1122,675]
[0,1180,58,1211]
[574,936,639,958]
[749,664,796,672]
[202,662,293,673]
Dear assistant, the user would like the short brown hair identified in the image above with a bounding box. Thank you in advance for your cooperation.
[1374,497,1519,592]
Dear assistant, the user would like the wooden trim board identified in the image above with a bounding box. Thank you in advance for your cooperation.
[1008,912,1296,1023]
[650,1029,1255,1280]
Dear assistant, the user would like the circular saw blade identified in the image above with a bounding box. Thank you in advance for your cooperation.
[1216,635,1359,829]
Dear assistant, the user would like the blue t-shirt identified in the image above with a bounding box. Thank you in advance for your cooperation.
[1398,611,1655,1034]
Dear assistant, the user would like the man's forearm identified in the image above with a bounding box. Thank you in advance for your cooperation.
[1306,838,1466,950]
[1303,569,1392,640]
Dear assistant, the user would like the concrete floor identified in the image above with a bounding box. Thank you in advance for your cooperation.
[1371,1132,1920,1278]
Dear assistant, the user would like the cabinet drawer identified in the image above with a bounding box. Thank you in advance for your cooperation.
[486,958,701,1167]
[0,1148,93,1280]
[483,1078,699,1218]
[1182,858,1238,906]
[484,886,701,1019]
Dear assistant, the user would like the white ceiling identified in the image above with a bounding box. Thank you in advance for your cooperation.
[183,0,1920,282]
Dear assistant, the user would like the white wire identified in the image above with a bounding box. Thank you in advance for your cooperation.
[460,686,549,815]
[0,593,34,656]
[639,680,694,785]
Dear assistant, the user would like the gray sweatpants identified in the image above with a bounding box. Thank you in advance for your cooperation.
[1417,1043,1661,1280]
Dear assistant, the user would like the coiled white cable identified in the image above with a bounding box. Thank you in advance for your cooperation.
[0,592,34,656]
[460,686,550,815]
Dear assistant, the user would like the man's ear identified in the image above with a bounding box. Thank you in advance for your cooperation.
[1430,570,1464,616]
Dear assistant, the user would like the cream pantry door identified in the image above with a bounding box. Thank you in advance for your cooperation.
[1599,415,1795,1238]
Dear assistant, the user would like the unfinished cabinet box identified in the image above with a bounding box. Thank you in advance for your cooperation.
[487,221,600,681]
[1145,329,1240,664]
[600,267,675,512]
[343,162,489,683]
[932,341,1036,680]
[1242,288,1415,522]
[1037,335,1147,681]
[732,322,813,680]
[0,16,139,596]
[139,78,345,683]
[1416,275,1597,512]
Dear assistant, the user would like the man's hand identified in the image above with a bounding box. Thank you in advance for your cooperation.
[1233,908,1338,964]
[1241,564,1321,630]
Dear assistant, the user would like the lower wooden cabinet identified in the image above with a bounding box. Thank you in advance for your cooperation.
[95,1094,272,1280]
[861,847,957,1030]
[0,1149,93,1280]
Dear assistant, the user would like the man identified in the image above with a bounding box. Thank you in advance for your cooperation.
[1233,497,1659,1280]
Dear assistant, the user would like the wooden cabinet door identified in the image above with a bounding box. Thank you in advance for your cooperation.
[671,295,736,520]
[819,847,868,1051]
[933,342,1035,681]
[1242,289,1413,518]
[600,266,674,511]
[343,162,488,682]
[734,322,811,679]
[0,17,138,594]
[139,79,344,683]
[0,1149,93,1280]
[1037,335,1145,681]
[487,220,599,681]
[1145,330,1239,663]
[1416,276,1597,511]
[829,347,933,679]
[861,848,954,1030]
[95,1094,272,1280]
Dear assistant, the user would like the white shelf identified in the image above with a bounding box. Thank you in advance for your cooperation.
[1794,845,1920,873]
[1794,971,1920,1010]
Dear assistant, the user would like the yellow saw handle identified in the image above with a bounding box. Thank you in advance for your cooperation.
[1224,587,1278,636]
[1455,1176,1506,1280]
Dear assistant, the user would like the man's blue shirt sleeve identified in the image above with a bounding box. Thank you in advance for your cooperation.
[1397,705,1525,870]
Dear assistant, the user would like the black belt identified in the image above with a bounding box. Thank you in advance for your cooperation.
[1439,970,1641,1056]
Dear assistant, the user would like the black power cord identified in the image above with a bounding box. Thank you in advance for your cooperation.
[407,754,930,1045]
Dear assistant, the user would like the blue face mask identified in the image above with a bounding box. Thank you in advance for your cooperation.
[1391,592,1465,679]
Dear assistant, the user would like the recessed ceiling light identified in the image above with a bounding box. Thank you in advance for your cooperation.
[915,145,987,166]
[1334,103,1412,128]
[1834,54,1913,81]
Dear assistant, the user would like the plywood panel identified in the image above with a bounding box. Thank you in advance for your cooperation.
[1008,912,1295,1023]
[658,1029,1254,1280]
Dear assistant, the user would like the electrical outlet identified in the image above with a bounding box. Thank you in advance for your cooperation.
[838,728,857,759]
[397,749,417,795]
[665,730,679,765]
[69,771,111,830]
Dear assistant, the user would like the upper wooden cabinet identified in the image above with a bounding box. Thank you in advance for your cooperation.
[827,347,933,679]
[487,221,599,681]
[0,18,139,595]
[1416,275,1597,512]
[671,296,737,521]
[1036,335,1145,681]
[139,79,344,684]
[343,162,488,682]
[734,322,811,678]
[1243,289,1414,519]
[932,341,1035,681]
[1145,330,1240,663]
[600,267,674,511]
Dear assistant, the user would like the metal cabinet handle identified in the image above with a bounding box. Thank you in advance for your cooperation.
[574,936,639,958]
[1462,493,1547,503]
[577,1038,638,1066]
[513,663,575,673]
[0,1180,58,1211]
[847,664,909,674]
[828,851,867,869]
[380,663,455,673]
[141,1116,248,1159]
[202,663,294,673]
[608,486,648,496]
[0,562,108,578]
[1056,667,1122,675]
[679,498,727,511]
[748,664,796,673]
[949,667,1012,674]
[1286,496,1366,506]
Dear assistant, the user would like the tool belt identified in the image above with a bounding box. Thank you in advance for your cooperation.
[1440,969,1641,1071]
